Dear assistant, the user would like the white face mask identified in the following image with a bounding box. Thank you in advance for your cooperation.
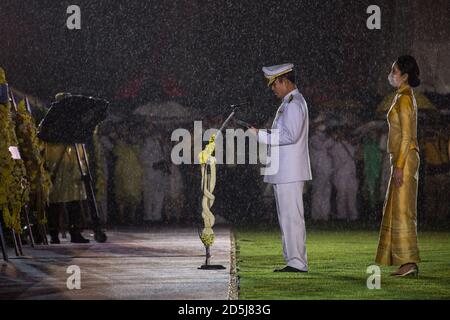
[388,72,402,88]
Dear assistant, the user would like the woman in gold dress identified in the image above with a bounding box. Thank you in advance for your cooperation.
[375,55,421,277]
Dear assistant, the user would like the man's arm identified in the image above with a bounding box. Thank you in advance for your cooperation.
[253,101,305,146]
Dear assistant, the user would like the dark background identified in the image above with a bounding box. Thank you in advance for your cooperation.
[1,0,395,121]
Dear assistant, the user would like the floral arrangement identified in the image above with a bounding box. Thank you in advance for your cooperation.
[15,99,52,224]
[0,100,30,233]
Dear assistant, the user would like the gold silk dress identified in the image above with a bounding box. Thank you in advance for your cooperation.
[375,84,421,266]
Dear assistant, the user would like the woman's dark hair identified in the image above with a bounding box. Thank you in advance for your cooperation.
[396,55,421,87]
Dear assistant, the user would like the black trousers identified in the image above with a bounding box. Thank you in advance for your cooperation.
[47,201,83,235]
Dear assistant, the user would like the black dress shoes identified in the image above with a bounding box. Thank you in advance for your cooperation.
[274,266,307,273]
[70,232,90,244]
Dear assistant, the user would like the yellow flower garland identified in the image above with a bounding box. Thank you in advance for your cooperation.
[15,100,52,225]
[0,101,30,233]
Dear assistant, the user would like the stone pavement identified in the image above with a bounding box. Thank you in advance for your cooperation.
[0,226,234,300]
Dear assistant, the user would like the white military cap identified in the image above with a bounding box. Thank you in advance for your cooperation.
[262,63,294,87]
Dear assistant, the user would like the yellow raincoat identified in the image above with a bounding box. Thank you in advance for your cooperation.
[44,143,87,203]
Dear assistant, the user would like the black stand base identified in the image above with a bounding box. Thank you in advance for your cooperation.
[198,265,226,270]
[198,246,225,270]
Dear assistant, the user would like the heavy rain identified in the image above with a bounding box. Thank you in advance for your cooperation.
[1,0,449,301]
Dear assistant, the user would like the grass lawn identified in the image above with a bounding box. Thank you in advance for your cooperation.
[235,227,450,299]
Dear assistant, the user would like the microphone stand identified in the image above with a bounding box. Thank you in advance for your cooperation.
[217,105,241,136]
[197,103,244,270]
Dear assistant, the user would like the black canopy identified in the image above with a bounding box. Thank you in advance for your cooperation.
[38,95,109,144]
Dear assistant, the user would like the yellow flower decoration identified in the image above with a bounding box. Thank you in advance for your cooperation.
[0,100,30,232]
[15,99,52,225]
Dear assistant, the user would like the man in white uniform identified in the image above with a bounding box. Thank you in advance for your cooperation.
[250,63,312,272]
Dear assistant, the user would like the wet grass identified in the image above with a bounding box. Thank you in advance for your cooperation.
[235,227,450,300]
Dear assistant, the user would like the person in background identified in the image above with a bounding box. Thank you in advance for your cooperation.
[112,126,143,225]
[329,126,359,221]
[362,130,382,221]
[421,122,450,226]
[309,116,334,222]
[141,122,170,224]
[96,122,116,225]
[165,125,185,224]
[44,94,90,244]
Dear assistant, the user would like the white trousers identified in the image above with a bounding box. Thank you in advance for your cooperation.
[273,181,308,271]
[143,172,166,222]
